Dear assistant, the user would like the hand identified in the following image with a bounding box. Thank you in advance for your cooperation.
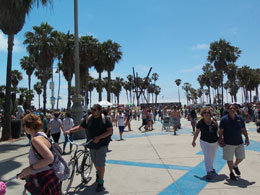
[18,166,32,179]
[64,131,69,135]
[218,139,224,147]
[192,141,196,147]
[93,137,100,144]
[245,138,250,146]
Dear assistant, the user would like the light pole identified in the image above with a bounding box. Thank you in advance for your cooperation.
[71,0,84,139]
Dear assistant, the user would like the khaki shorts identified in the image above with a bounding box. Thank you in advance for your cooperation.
[223,144,245,161]
[90,146,108,167]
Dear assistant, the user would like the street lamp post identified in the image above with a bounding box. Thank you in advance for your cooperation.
[71,0,84,139]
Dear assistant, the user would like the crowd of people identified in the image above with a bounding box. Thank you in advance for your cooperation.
[1,101,260,194]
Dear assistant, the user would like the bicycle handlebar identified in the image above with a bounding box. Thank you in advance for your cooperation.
[67,135,93,147]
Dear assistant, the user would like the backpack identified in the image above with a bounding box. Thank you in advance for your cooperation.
[32,132,70,181]
[85,113,106,125]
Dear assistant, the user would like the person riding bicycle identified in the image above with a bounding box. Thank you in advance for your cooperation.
[65,104,113,192]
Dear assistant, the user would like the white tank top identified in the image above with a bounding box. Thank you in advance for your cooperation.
[117,113,125,126]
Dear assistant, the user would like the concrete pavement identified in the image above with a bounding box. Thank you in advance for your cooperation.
[1,117,260,195]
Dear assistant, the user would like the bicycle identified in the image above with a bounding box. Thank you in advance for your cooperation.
[61,137,93,195]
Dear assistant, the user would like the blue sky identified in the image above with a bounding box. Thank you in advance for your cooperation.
[0,0,260,109]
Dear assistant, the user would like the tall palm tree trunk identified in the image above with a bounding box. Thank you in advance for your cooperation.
[256,87,259,102]
[57,70,61,110]
[67,80,72,109]
[38,94,41,109]
[2,35,14,140]
[208,86,212,104]
[107,71,111,102]
[221,80,224,107]
[43,82,47,113]
[90,91,92,108]
[98,72,102,101]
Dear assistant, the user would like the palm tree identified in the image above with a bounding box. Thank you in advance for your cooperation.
[24,22,57,113]
[123,81,131,103]
[34,82,42,109]
[237,66,251,103]
[154,85,161,104]
[182,82,191,105]
[152,73,159,85]
[20,56,36,91]
[210,70,222,105]
[0,0,51,140]
[80,35,99,107]
[18,87,34,110]
[127,75,134,104]
[103,40,122,102]
[60,32,75,109]
[11,70,23,113]
[207,39,241,107]
[94,42,106,101]
[88,76,94,107]
[111,77,124,104]
[175,79,181,105]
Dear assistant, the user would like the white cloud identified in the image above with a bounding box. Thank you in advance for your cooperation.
[179,64,202,73]
[191,43,209,50]
[0,32,24,53]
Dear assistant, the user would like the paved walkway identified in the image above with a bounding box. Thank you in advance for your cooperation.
[0,118,260,194]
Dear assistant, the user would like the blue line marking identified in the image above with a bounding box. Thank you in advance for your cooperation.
[158,140,260,195]
[111,128,192,140]
[158,148,226,195]
[106,160,193,171]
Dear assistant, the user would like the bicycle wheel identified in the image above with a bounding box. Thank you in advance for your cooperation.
[61,159,76,195]
[81,153,93,182]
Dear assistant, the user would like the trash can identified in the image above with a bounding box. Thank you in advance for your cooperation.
[11,119,22,139]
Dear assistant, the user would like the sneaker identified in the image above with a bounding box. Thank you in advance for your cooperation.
[211,169,216,174]
[233,166,241,175]
[230,172,237,181]
[96,183,105,192]
[206,175,211,180]
[174,132,177,135]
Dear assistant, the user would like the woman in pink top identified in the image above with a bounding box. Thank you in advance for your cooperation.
[18,113,60,194]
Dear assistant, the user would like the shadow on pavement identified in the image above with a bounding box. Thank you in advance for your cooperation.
[68,178,109,194]
[0,160,23,187]
[224,177,256,188]
[0,143,29,154]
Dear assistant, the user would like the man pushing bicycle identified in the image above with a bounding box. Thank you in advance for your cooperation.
[65,104,113,192]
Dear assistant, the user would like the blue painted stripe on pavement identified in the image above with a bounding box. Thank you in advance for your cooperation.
[111,128,193,140]
[246,139,260,152]
[158,148,226,195]
[158,140,260,195]
[106,160,193,171]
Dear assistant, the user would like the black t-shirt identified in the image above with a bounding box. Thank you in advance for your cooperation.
[196,119,218,143]
[80,116,112,149]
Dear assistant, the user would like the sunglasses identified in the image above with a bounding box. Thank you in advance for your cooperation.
[91,108,98,112]
[203,112,211,115]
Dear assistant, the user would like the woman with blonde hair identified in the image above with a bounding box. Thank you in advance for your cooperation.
[192,107,219,180]
[18,113,60,194]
